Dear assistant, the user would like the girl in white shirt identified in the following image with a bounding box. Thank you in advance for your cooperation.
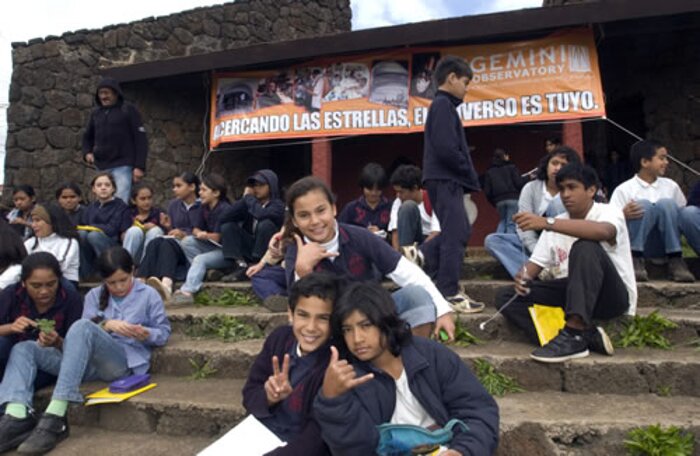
[0,220,27,290]
[25,204,80,288]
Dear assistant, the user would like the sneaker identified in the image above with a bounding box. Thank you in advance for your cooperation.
[206,269,225,282]
[401,243,425,269]
[530,327,590,363]
[633,257,648,282]
[146,277,172,303]
[16,413,68,455]
[668,257,695,283]
[171,291,194,307]
[587,326,614,356]
[262,295,289,313]
[221,268,249,282]
[446,292,485,314]
[0,413,37,453]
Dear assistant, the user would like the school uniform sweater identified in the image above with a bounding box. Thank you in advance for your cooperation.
[81,198,128,239]
[242,325,331,456]
[119,206,164,234]
[166,199,202,234]
[314,336,499,456]
[337,196,392,232]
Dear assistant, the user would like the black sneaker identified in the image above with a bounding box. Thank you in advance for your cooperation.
[530,328,589,363]
[0,413,37,453]
[587,326,614,356]
[16,413,69,455]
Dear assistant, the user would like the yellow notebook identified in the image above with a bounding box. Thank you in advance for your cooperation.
[528,304,566,346]
[76,225,104,233]
[85,383,157,406]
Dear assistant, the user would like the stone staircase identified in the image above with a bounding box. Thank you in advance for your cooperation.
[21,256,700,455]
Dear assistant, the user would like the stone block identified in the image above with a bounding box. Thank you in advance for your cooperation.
[45,90,76,110]
[4,148,32,168]
[8,103,41,126]
[21,86,45,108]
[85,34,104,52]
[103,30,118,49]
[127,34,148,50]
[163,121,185,146]
[16,127,47,151]
[173,27,194,45]
[202,19,220,37]
[61,108,84,127]
[165,35,185,56]
[76,93,94,109]
[12,47,33,64]
[46,126,76,149]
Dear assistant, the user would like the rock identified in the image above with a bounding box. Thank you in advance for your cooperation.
[173,27,194,45]
[163,121,185,146]
[45,90,76,110]
[202,19,220,37]
[16,127,47,151]
[46,126,76,149]
[8,104,41,126]
[76,93,94,109]
[21,86,45,108]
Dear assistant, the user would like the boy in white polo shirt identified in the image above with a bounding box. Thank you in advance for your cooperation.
[610,140,694,282]
[496,163,637,363]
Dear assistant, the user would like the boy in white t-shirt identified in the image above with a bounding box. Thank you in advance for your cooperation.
[496,163,637,363]
[609,140,694,282]
[388,164,440,252]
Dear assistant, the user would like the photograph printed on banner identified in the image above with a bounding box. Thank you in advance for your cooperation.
[255,72,294,109]
[215,78,257,117]
[369,59,409,109]
[294,67,330,113]
[410,52,441,100]
[323,62,370,102]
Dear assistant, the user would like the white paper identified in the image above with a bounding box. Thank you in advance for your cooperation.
[198,415,287,456]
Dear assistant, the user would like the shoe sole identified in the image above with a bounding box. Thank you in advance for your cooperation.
[596,327,614,356]
[449,303,485,314]
[17,430,69,455]
[530,349,590,363]
[146,277,170,303]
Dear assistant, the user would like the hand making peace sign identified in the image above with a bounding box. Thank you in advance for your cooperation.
[265,354,293,406]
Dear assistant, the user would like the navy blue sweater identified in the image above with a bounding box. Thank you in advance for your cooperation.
[81,198,128,239]
[337,196,392,232]
[220,170,285,232]
[242,326,331,456]
[314,337,499,456]
[422,90,480,193]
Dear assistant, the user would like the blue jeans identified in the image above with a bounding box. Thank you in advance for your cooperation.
[250,265,287,300]
[180,237,234,294]
[0,336,58,394]
[626,198,682,255]
[484,233,529,278]
[0,320,130,405]
[679,206,700,256]
[79,231,118,278]
[396,200,426,246]
[106,165,133,204]
[495,199,518,234]
[391,285,436,328]
[123,226,165,264]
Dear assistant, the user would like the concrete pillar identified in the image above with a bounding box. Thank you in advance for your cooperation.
[312,138,332,186]
[563,121,584,160]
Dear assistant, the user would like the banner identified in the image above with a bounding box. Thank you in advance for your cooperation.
[210,28,605,148]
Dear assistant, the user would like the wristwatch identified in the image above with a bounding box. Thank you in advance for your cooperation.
[545,217,555,230]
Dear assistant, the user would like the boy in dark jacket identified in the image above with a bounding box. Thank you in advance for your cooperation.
[422,55,481,312]
[242,272,341,456]
[220,169,285,280]
[482,148,524,234]
[82,77,149,203]
[315,281,499,456]
[338,162,392,239]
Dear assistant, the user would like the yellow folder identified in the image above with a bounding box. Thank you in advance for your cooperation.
[76,225,104,233]
[85,383,157,406]
[528,304,566,346]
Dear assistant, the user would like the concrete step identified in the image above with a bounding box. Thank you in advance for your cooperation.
[8,426,214,456]
[150,333,700,397]
[165,304,700,346]
[33,378,700,454]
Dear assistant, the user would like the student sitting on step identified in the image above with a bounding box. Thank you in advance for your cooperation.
[6,185,36,241]
[242,272,341,455]
[679,181,700,257]
[495,163,637,363]
[283,176,456,340]
[0,246,170,454]
[119,183,165,265]
[172,173,232,305]
[0,252,83,390]
[54,182,85,228]
[338,162,392,240]
[0,219,27,291]
[314,281,499,456]
[610,140,695,282]
[219,169,285,281]
[484,146,580,278]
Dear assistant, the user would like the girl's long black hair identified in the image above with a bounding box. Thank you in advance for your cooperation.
[96,247,134,312]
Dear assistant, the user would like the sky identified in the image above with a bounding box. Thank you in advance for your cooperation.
[0,0,542,184]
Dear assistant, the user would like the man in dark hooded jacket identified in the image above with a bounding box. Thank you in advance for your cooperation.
[82,77,148,203]
[220,169,285,279]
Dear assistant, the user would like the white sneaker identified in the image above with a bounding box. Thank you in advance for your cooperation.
[401,243,425,268]
[446,292,485,314]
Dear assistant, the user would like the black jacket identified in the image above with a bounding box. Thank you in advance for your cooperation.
[82,77,148,171]
[482,158,524,206]
[422,90,480,193]
[220,169,285,231]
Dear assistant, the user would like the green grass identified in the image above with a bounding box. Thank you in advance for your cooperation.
[440,320,483,347]
[472,358,524,397]
[624,424,694,456]
[614,311,677,349]
[194,289,259,307]
[185,315,263,342]
[656,385,672,397]
[188,358,218,380]
[35,319,56,334]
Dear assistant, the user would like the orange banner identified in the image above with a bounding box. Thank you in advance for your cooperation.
[210,28,605,148]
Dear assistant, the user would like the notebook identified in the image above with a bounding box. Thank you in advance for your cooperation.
[198,415,286,456]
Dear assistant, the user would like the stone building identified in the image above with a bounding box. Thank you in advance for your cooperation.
[4,0,699,244]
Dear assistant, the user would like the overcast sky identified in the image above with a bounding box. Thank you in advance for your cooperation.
[0,0,542,183]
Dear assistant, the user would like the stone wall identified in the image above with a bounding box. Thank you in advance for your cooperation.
[4,0,351,205]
